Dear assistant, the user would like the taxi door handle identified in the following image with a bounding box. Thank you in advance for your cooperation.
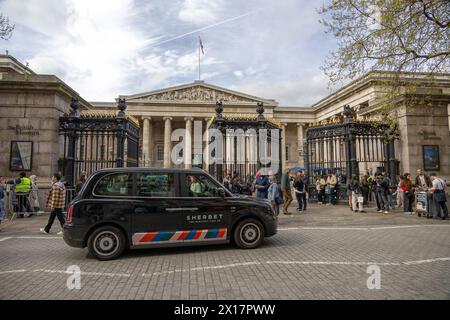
[166,207,198,212]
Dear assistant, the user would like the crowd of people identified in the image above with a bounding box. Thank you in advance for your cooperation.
[0,171,88,232]
[222,168,448,220]
[314,169,448,219]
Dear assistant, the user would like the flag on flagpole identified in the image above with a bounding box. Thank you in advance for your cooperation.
[199,37,204,54]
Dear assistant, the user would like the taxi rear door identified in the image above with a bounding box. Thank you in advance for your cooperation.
[130,171,182,247]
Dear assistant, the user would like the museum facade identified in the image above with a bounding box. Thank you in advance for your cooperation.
[1,54,450,193]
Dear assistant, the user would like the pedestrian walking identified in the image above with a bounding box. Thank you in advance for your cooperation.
[29,175,43,215]
[268,175,282,216]
[429,173,448,220]
[280,168,293,214]
[400,173,414,214]
[293,172,307,211]
[40,173,66,234]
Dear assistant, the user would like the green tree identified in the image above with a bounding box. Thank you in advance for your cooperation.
[319,0,449,83]
[0,13,14,40]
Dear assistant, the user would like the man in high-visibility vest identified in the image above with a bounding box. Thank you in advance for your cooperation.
[15,172,32,216]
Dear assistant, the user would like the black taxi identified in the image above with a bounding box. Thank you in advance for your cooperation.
[63,168,278,260]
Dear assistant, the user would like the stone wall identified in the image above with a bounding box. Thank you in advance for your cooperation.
[0,91,72,181]
[397,103,450,180]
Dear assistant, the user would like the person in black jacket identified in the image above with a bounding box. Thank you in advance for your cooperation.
[349,175,364,212]
[293,172,307,211]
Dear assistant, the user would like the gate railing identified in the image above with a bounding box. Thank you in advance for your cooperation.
[59,98,140,187]
[305,105,398,202]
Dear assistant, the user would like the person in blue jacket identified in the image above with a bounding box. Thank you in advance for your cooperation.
[254,170,269,199]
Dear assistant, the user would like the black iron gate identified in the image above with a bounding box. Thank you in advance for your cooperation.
[208,101,282,182]
[59,97,140,187]
[305,105,398,201]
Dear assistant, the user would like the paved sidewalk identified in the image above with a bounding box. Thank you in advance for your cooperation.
[1,201,449,300]
[1,201,448,236]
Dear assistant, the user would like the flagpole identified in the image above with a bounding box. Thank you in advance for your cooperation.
[198,38,201,81]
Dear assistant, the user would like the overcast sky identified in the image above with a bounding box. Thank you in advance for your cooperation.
[0,0,338,106]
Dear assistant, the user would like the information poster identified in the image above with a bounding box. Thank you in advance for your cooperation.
[10,141,33,171]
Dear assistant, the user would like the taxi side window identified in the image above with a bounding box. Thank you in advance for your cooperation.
[94,173,132,196]
[186,174,221,197]
[136,173,176,197]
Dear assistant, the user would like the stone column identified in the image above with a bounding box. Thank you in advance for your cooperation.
[163,116,172,168]
[142,116,151,166]
[297,123,304,167]
[184,117,193,168]
[148,118,153,167]
[281,122,287,171]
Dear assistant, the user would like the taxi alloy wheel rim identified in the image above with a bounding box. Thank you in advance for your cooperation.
[241,223,260,245]
[94,231,120,256]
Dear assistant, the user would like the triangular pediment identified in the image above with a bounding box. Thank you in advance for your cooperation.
[123,81,277,106]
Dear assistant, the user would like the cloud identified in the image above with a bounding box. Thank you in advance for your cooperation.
[232,72,332,106]
[0,0,338,105]
[178,0,224,26]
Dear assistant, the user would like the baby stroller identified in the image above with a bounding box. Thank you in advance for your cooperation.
[415,191,429,217]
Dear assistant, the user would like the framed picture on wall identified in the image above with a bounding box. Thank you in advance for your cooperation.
[423,145,440,171]
[10,141,33,171]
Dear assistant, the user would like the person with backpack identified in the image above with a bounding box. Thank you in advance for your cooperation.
[429,173,448,220]
[40,172,66,234]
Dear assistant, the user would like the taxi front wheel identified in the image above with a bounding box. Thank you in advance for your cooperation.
[233,219,264,249]
[87,226,126,261]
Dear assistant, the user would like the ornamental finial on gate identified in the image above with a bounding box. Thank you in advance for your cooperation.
[69,97,80,118]
[343,104,354,123]
[117,98,127,118]
[215,100,223,119]
[256,102,264,120]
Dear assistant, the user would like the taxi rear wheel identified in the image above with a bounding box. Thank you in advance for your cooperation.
[87,226,126,261]
[233,219,264,249]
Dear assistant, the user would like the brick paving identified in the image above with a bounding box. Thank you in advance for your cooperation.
[0,203,449,300]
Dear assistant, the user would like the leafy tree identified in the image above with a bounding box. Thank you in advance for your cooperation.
[319,0,449,83]
[318,0,449,129]
[0,13,14,40]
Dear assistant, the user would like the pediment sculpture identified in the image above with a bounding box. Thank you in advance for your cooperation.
[144,86,255,103]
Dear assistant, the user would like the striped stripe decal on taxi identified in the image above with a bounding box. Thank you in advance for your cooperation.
[132,228,227,245]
